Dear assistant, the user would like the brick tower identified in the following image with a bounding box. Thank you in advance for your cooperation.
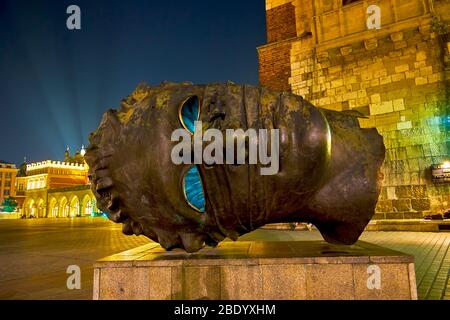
[258,0,450,219]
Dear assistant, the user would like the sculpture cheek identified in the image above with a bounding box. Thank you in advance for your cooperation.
[279,126,290,153]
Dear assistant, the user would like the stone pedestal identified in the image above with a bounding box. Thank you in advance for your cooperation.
[93,241,417,300]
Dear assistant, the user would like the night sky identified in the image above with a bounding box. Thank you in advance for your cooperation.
[0,0,266,165]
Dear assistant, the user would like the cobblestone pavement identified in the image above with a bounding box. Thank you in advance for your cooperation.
[0,218,448,300]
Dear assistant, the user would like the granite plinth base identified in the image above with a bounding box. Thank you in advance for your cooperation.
[93,241,417,300]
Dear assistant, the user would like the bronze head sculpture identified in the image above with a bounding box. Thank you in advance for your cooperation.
[85,82,385,253]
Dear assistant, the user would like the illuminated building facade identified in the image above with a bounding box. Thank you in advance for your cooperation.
[21,147,99,218]
[258,0,450,219]
[0,161,17,205]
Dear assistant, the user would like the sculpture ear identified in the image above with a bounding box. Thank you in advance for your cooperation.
[179,96,200,134]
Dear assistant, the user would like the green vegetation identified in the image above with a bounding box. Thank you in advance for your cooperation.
[1,197,18,212]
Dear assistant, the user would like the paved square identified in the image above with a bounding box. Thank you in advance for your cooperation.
[0,218,448,300]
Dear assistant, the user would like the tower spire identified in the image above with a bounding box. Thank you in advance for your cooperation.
[64,145,70,162]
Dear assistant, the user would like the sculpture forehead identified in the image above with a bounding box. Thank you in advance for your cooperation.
[123,83,266,109]
[120,83,301,125]
[155,83,288,122]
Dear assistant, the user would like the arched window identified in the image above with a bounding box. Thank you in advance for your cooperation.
[85,200,93,216]
[52,205,59,217]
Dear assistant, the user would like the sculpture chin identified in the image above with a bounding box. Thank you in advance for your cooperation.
[85,81,386,253]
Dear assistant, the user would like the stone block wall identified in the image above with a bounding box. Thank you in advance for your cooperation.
[258,0,450,219]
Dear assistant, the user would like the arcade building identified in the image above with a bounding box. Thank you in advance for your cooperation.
[18,146,99,218]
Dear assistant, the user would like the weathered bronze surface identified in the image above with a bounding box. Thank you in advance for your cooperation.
[85,82,385,253]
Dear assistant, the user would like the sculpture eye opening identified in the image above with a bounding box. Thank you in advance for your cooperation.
[182,166,205,213]
[179,96,200,134]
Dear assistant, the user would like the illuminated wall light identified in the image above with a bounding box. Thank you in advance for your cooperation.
[442,161,450,170]
[432,160,450,183]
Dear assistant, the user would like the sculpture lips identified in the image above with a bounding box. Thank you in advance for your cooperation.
[122,220,134,236]
[131,221,143,236]
[86,81,385,253]
[180,233,206,253]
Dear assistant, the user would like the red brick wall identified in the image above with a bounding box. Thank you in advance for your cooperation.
[258,41,292,92]
[266,3,297,43]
